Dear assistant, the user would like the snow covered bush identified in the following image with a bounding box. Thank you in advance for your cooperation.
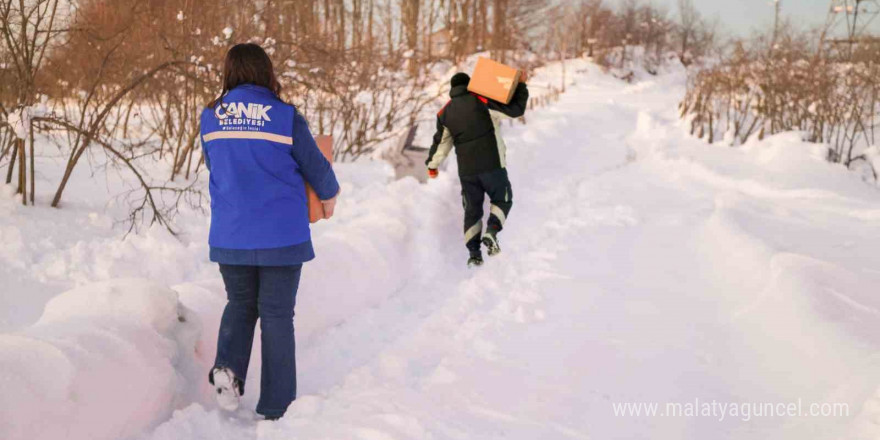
[681,26,880,178]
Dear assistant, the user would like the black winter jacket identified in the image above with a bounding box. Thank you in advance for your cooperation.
[426,82,529,177]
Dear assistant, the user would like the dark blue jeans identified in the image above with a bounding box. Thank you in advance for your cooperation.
[214,264,302,418]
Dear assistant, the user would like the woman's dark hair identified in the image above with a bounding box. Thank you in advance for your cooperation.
[208,43,281,108]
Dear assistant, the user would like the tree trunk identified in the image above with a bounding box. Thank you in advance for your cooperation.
[492,0,507,62]
[122,100,135,139]
[6,138,18,184]
[17,140,26,205]
[0,132,10,163]
[401,0,420,76]
[51,140,92,208]
[28,121,35,204]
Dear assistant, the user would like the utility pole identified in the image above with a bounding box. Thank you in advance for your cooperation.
[773,0,782,44]
[770,0,782,55]
[823,0,880,56]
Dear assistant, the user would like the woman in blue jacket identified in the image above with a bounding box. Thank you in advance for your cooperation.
[200,43,340,420]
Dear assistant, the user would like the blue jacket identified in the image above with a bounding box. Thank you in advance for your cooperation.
[200,84,339,266]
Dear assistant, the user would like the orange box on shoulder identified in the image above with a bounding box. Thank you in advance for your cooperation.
[306,135,334,224]
[467,57,523,104]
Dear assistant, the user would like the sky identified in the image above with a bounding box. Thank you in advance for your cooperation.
[645,0,880,37]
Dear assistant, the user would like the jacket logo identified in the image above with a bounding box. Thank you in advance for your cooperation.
[496,77,513,90]
[215,102,272,122]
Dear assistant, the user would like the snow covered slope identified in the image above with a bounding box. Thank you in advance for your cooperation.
[3,59,880,440]
[0,280,200,440]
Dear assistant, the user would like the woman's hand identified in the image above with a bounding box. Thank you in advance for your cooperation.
[321,188,341,219]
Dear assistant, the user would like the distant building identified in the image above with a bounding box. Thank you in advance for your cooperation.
[429,28,451,58]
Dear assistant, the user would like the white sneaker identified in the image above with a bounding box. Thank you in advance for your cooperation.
[211,367,241,412]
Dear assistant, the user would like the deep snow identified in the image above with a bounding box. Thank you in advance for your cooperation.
[2,59,880,440]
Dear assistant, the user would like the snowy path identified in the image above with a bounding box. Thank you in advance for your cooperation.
[4,62,880,440]
[146,65,642,440]
[147,67,880,439]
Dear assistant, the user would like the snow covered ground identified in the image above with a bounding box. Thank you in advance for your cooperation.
[3,59,880,440]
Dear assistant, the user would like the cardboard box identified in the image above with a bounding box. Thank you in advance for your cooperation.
[306,135,334,223]
[467,57,522,104]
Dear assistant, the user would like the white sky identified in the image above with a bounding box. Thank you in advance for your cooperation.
[637,0,880,36]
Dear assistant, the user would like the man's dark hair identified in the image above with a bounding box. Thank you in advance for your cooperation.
[208,43,281,108]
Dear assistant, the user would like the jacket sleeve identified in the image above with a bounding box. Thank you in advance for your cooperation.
[201,136,212,172]
[199,113,212,172]
[425,115,453,170]
[487,82,529,119]
[291,110,340,200]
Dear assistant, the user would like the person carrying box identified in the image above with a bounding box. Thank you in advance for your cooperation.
[200,43,340,420]
[425,71,529,268]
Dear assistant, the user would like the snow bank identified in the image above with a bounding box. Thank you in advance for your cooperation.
[623,95,880,439]
[0,155,465,440]
[273,160,464,345]
[0,203,214,332]
[0,147,216,332]
[0,279,199,440]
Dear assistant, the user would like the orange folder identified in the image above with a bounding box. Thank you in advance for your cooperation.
[306,135,334,223]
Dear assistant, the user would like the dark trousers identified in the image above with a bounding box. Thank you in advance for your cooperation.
[214,264,302,418]
[460,168,513,253]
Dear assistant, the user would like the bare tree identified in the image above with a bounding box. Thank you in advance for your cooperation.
[0,0,710,233]
[0,0,62,205]
[675,0,704,65]
[401,0,420,74]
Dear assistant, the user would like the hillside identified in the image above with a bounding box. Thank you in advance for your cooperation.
[2,60,880,440]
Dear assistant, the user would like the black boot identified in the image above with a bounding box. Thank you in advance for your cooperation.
[467,251,484,268]
[482,230,501,256]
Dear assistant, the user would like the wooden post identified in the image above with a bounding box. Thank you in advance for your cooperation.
[28,122,35,204]
[17,139,27,205]
[5,139,17,184]
[0,133,10,163]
